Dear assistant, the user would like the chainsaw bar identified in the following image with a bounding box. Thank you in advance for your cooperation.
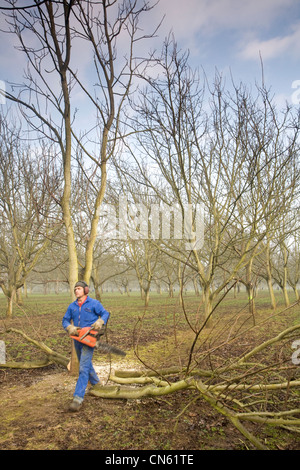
[70,326,126,356]
[96,340,126,357]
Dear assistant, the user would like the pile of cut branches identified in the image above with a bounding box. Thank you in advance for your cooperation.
[89,322,300,450]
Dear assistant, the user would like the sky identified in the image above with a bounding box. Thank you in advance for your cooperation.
[153,0,300,108]
[0,0,300,111]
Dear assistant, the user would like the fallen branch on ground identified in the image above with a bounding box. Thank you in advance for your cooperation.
[1,328,69,368]
[0,359,53,369]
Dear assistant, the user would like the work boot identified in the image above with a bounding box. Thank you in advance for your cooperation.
[69,396,83,412]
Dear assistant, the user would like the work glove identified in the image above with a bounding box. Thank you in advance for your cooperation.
[66,324,79,336]
[92,318,105,331]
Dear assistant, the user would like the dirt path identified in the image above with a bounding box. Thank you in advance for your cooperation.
[0,358,149,450]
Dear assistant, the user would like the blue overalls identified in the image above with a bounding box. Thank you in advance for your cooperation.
[62,296,110,401]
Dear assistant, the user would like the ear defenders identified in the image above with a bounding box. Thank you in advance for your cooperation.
[74,281,89,295]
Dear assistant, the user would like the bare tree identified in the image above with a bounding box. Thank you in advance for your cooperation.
[0,114,61,316]
[121,37,300,324]
[0,0,159,297]
[287,229,300,300]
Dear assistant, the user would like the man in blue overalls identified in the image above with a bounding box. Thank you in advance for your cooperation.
[62,281,110,411]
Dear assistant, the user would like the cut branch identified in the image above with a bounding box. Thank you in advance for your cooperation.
[4,328,69,368]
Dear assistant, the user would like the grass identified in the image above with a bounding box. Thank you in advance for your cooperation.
[0,286,296,313]
[0,288,298,362]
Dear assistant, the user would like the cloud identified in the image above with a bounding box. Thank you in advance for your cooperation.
[238,23,300,61]
[155,0,297,37]
[150,0,300,62]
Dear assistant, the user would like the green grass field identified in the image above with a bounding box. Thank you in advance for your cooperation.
[0,288,298,366]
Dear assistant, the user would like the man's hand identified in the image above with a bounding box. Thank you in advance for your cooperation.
[92,318,105,331]
[66,325,79,336]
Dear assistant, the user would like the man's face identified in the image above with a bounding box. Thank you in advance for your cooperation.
[74,286,85,299]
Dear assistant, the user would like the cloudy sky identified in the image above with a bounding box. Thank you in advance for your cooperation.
[0,0,299,109]
[153,0,300,107]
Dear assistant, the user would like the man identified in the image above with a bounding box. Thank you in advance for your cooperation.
[62,280,110,411]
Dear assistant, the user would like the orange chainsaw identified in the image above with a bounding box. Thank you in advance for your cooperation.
[71,326,126,356]
[71,326,98,347]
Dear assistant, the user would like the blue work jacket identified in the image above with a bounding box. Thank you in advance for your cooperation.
[62,296,110,330]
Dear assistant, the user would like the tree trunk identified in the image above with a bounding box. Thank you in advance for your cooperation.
[266,241,277,310]
[245,260,256,318]
[281,244,290,307]
[203,285,212,327]
[267,277,277,310]
[83,126,108,286]
[6,289,15,318]
[144,289,150,307]
[282,285,290,307]
[94,284,102,301]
